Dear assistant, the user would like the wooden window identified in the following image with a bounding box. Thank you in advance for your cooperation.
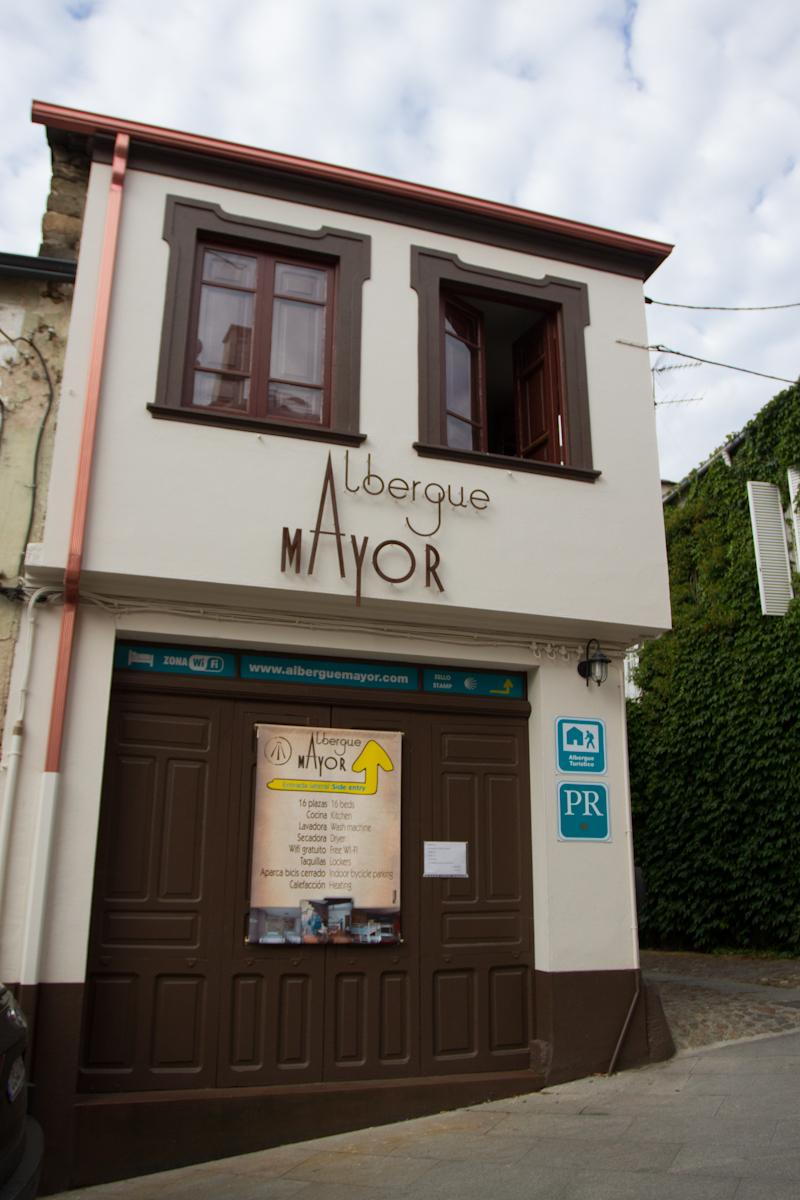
[512,311,563,464]
[413,248,597,481]
[443,298,484,452]
[152,198,370,445]
[187,246,334,427]
[441,292,565,465]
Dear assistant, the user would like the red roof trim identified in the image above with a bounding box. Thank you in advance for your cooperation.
[32,100,673,267]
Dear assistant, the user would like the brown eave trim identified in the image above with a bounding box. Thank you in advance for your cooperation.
[32,101,673,277]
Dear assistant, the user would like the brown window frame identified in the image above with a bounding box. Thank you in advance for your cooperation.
[412,247,598,481]
[151,197,370,445]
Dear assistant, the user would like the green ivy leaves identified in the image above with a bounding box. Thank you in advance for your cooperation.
[630,384,800,953]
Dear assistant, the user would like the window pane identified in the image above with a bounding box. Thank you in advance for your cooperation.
[274,263,327,302]
[195,286,254,372]
[270,299,325,385]
[447,416,478,451]
[202,249,258,289]
[268,383,324,423]
[192,371,250,411]
[444,307,477,342]
[445,333,474,418]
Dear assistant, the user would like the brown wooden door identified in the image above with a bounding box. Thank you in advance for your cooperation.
[421,715,534,1074]
[322,706,424,1083]
[216,698,330,1087]
[79,693,233,1092]
[81,688,533,1093]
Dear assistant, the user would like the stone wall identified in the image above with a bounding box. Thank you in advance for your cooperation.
[39,131,91,261]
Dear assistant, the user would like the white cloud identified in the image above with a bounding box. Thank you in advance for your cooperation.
[0,0,798,480]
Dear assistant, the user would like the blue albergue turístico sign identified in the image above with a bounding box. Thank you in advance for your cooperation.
[555,717,606,774]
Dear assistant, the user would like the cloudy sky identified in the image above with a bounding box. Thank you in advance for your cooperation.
[1,0,797,481]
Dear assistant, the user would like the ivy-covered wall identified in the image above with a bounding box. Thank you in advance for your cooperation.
[629,383,800,953]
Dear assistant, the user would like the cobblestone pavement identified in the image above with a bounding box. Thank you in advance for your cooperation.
[641,949,800,1051]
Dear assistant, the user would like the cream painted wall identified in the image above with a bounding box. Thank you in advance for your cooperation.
[0,601,636,983]
[36,164,670,642]
[529,657,638,973]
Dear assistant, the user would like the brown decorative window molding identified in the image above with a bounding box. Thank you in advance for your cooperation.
[411,247,597,479]
[151,197,370,442]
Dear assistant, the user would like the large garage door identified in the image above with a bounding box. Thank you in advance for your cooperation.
[78,687,533,1092]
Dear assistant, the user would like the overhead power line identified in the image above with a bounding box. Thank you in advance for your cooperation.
[617,341,797,385]
[645,297,800,311]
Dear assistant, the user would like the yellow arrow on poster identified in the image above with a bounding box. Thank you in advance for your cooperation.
[490,678,514,695]
[267,738,395,794]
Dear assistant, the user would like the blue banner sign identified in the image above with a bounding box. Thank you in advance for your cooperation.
[241,655,419,691]
[114,643,237,677]
[556,717,606,774]
[422,668,525,699]
[115,644,525,699]
[558,781,611,841]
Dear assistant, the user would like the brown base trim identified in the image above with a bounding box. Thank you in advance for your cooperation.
[535,968,674,1084]
[24,973,673,1191]
[16,983,84,1197]
[70,1068,546,1190]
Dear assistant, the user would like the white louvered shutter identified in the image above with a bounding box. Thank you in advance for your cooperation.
[747,481,794,616]
[788,468,800,566]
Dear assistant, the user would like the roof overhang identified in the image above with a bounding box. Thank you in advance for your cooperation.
[32,100,673,281]
[0,250,77,282]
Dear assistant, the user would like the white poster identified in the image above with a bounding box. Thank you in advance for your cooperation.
[248,724,402,944]
[423,841,468,877]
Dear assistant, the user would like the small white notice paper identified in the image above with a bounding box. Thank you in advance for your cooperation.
[423,841,468,878]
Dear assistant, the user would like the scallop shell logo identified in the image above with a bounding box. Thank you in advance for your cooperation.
[464,676,478,691]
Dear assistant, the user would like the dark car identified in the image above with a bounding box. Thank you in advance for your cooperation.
[0,985,42,1200]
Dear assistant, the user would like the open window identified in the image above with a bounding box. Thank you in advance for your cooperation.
[442,293,564,463]
[413,247,597,480]
[152,198,370,444]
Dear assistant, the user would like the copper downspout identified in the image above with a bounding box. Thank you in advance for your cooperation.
[18,133,129,1011]
[44,132,129,772]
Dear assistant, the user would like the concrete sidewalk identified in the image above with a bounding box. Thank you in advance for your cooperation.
[55,1029,800,1200]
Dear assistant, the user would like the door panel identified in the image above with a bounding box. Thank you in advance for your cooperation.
[79,694,232,1091]
[323,707,423,1082]
[216,700,330,1087]
[421,716,533,1074]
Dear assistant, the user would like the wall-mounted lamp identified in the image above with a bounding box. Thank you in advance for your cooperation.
[577,639,610,687]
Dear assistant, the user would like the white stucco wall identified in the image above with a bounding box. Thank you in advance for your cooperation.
[36,161,669,642]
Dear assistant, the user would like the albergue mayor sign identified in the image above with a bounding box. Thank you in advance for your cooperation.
[280,451,491,604]
[248,724,403,945]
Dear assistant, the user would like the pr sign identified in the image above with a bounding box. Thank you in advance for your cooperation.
[557,782,610,841]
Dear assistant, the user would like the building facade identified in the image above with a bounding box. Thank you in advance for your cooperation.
[0,103,672,1191]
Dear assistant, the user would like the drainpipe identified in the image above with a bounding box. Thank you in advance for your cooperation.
[18,132,129,1005]
[607,658,643,1075]
[0,588,60,913]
